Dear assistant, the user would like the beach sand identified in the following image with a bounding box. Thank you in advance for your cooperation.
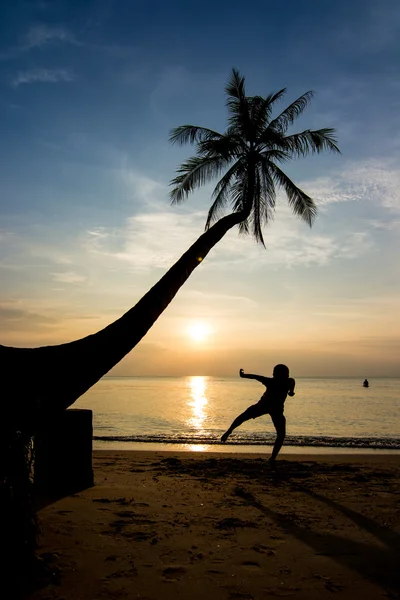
[32,451,400,599]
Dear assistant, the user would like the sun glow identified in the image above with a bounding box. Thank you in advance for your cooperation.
[187,320,212,343]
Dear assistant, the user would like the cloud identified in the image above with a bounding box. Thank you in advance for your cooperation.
[172,289,258,317]
[84,197,373,273]
[302,158,400,212]
[77,162,392,272]
[0,24,78,61]
[369,219,400,231]
[21,24,77,50]
[51,271,87,284]
[120,167,166,208]
[0,305,55,331]
[86,209,204,270]
[12,67,74,87]
[210,225,373,270]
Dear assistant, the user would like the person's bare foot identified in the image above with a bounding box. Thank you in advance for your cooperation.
[221,431,230,443]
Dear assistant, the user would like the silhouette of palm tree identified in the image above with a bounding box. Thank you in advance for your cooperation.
[1,68,340,428]
[170,68,339,245]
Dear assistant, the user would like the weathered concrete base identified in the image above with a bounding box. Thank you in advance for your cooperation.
[34,409,94,507]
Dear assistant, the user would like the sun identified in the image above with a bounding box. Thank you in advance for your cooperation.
[187,321,212,343]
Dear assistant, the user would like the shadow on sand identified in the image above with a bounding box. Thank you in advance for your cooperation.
[234,472,400,595]
[160,456,400,596]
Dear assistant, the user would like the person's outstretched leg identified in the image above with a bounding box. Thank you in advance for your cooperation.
[269,413,286,461]
[221,405,257,442]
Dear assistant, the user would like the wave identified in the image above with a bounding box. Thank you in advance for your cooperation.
[93,433,400,450]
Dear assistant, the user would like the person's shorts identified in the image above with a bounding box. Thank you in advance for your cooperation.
[245,401,270,419]
[245,403,285,428]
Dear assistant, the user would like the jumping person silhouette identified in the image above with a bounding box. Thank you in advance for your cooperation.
[221,364,295,461]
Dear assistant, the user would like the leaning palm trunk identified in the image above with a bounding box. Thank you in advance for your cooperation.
[1,208,248,433]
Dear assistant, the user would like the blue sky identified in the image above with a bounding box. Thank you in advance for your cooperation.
[1,0,399,376]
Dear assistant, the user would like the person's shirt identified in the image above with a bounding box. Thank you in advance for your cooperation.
[258,377,294,411]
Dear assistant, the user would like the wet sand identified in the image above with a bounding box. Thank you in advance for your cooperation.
[32,451,400,599]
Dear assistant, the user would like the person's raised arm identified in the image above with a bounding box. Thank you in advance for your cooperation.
[239,368,268,385]
[288,377,295,397]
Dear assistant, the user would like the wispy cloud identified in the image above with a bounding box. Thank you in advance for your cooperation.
[120,166,166,209]
[75,160,399,272]
[0,304,55,331]
[174,289,259,317]
[85,210,204,270]
[21,24,78,50]
[83,201,373,273]
[51,271,87,284]
[210,225,372,270]
[12,67,74,87]
[0,24,78,61]
[369,219,400,231]
[303,158,400,212]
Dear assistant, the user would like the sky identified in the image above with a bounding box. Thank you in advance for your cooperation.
[0,0,399,378]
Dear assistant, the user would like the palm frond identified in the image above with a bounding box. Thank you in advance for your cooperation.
[249,96,268,137]
[206,160,244,229]
[198,134,243,160]
[225,68,246,101]
[230,177,248,214]
[235,183,250,236]
[284,128,340,156]
[225,126,248,152]
[259,159,277,214]
[251,88,287,131]
[169,155,230,203]
[250,162,278,247]
[269,163,317,226]
[258,127,288,150]
[264,88,287,109]
[169,125,223,146]
[225,69,252,140]
[268,91,314,133]
[251,168,265,245]
[261,149,291,163]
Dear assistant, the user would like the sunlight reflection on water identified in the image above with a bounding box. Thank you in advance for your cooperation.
[187,444,212,452]
[187,376,209,432]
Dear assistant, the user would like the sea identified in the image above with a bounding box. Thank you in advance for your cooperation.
[74,376,400,454]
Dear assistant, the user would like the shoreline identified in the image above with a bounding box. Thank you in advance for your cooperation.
[93,441,400,454]
[33,450,400,599]
[91,448,400,464]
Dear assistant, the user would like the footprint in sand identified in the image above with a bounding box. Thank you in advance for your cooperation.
[252,544,276,556]
[216,517,258,530]
[123,530,156,541]
[241,560,261,572]
[206,569,225,575]
[161,566,187,581]
[104,567,137,579]
[228,591,254,599]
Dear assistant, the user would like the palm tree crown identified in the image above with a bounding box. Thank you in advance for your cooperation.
[169,68,340,246]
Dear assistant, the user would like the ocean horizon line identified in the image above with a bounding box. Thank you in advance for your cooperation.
[103,375,400,380]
